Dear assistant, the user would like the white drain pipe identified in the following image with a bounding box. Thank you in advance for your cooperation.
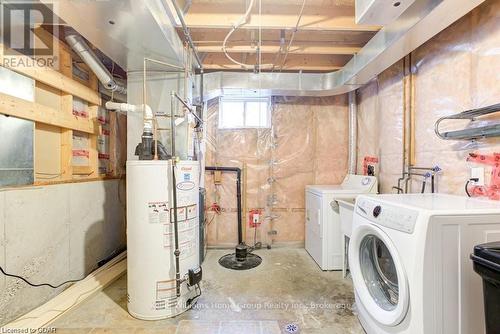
[105,101,153,133]
[347,91,357,174]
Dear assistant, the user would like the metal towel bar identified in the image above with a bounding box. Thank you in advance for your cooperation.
[435,103,500,141]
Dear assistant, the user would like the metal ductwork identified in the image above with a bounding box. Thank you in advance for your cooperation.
[347,91,357,174]
[65,34,127,95]
[195,0,484,100]
[53,0,484,100]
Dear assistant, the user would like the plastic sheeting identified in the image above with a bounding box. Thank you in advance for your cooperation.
[204,96,349,247]
[356,0,500,196]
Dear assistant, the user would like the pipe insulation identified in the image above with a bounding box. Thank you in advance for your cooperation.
[65,34,127,95]
[348,91,357,174]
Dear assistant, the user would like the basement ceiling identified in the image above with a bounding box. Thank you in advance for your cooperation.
[175,0,380,72]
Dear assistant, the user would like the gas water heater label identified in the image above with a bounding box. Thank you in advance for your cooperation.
[148,202,169,224]
[177,181,195,191]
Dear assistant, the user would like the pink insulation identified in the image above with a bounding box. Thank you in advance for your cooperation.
[357,0,500,196]
[205,96,349,247]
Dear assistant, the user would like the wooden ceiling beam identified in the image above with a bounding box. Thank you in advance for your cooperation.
[202,53,350,72]
[197,44,361,55]
[184,3,380,32]
[202,64,342,71]
[184,27,376,46]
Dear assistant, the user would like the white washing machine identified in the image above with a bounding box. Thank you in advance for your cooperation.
[349,193,500,334]
[305,174,378,270]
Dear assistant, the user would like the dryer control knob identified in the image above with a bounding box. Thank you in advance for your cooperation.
[373,205,382,218]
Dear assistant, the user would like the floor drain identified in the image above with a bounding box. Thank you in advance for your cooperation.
[284,323,300,333]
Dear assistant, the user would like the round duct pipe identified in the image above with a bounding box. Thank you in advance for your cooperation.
[65,34,127,95]
[348,91,357,174]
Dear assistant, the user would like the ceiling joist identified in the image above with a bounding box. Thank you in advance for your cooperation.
[183,3,380,31]
[176,0,380,72]
[197,44,361,55]
[202,53,349,72]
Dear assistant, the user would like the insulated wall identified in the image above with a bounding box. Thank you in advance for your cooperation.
[357,0,500,195]
[204,96,348,247]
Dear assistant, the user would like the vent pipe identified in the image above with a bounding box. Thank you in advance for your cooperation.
[347,91,357,174]
[65,34,127,95]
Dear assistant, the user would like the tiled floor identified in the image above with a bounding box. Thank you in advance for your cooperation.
[51,249,364,334]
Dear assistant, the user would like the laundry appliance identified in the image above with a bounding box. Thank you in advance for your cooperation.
[349,193,500,334]
[305,174,378,270]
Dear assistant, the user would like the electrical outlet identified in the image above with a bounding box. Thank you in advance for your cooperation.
[471,167,485,186]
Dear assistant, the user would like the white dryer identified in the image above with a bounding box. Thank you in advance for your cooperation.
[349,193,500,334]
[305,174,377,270]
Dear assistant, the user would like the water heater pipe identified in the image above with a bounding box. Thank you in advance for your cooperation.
[205,166,243,245]
[170,0,203,70]
[170,91,181,297]
[347,91,357,174]
[105,101,153,133]
[65,34,127,95]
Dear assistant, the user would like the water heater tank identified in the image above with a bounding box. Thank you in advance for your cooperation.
[127,160,200,320]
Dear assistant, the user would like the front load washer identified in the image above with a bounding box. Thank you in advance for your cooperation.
[349,193,500,334]
[305,174,377,270]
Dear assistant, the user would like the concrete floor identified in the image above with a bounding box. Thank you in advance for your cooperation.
[52,249,364,334]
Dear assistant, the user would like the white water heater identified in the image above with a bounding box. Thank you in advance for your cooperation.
[127,160,200,320]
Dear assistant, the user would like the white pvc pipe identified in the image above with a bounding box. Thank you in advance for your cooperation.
[105,101,153,132]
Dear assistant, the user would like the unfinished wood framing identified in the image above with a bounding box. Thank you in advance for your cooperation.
[0,27,124,186]
[0,92,98,134]
[176,1,380,71]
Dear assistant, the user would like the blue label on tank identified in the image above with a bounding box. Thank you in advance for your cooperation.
[184,173,191,181]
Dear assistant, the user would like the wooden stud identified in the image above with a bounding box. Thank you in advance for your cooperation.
[34,26,73,78]
[73,166,94,176]
[0,44,101,105]
[108,111,118,177]
[88,105,100,177]
[409,53,416,166]
[0,92,99,134]
[60,94,74,180]
[60,129,73,180]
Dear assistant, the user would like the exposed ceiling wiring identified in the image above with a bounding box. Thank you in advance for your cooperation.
[276,0,307,72]
[222,0,306,72]
[222,0,255,69]
[222,0,273,70]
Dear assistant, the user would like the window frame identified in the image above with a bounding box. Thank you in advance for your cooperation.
[218,96,271,129]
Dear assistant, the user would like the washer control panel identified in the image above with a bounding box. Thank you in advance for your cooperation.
[356,198,419,233]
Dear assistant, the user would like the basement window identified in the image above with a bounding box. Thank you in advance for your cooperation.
[219,97,271,129]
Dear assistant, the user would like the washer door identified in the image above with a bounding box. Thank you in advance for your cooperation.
[349,224,409,326]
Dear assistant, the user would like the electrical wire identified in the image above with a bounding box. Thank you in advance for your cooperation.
[186,283,202,307]
[465,180,472,197]
[0,265,84,289]
[222,0,272,70]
